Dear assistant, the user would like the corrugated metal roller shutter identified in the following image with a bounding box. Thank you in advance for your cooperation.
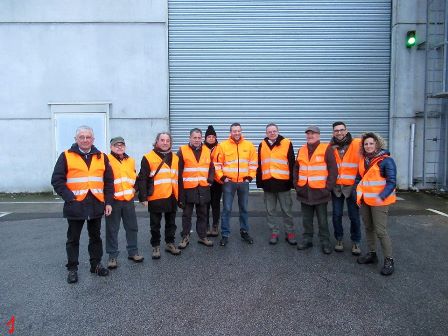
[168,0,391,151]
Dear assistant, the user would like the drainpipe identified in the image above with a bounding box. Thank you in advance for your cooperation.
[409,123,418,191]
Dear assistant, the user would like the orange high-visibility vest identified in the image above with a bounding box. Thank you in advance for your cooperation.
[334,138,361,185]
[260,138,291,180]
[210,145,223,184]
[356,156,396,206]
[144,151,179,201]
[107,154,136,201]
[296,143,329,188]
[214,136,258,182]
[180,145,211,189]
[65,150,105,202]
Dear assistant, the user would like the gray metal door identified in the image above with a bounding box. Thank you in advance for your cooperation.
[168,0,391,150]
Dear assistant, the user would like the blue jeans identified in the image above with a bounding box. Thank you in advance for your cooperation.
[221,181,249,237]
[331,192,361,243]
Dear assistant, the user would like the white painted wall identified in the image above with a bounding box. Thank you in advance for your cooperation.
[0,1,169,192]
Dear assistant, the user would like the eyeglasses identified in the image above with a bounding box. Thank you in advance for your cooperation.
[333,129,346,133]
[113,143,125,147]
[76,136,93,141]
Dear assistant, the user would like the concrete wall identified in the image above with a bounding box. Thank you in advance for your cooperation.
[0,0,169,192]
[390,0,427,189]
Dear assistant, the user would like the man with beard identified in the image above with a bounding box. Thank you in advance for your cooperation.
[330,122,362,255]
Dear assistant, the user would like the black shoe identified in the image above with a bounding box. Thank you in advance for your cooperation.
[219,236,228,246]
[297,241,313,250]
[381,257,394,276]
[240,230,254,244]
[322,245,332,255]
[90,263,110,277]
[67,270,78,284]
[357,252,378,264]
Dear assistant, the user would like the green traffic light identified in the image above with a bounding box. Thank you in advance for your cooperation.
[406,30,416,48]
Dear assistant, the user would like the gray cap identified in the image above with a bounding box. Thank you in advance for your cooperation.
[110,136,125,146]
[305,125,320,134]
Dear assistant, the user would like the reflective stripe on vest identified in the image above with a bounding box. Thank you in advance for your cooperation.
[356,157,396,206]
[107,154,136,201]
[144,151,179,201]
[334,138,361,185]
[65,150,105,202]
[260,138,291,180]
[180,145,211,189]
[296,143,329,188]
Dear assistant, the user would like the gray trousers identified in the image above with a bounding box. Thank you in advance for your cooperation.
[301,202,330,245]
[105,199,139,258]
[360,204,393,258]
[264,191,295,234]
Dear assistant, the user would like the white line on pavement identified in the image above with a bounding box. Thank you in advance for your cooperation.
[427,208,448,217]
[396,197,405,201]
[0,212,11,218]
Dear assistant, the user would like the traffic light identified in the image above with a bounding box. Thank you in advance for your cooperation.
[406,30,416,48]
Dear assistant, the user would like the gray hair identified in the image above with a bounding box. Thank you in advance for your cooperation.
[360,132,387,155]
[265,123,278,131]
[190,128,202,136]
[75,125,94,137]
[153,131,173,148]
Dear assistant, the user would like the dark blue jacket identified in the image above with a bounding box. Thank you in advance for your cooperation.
[355,150,397,200]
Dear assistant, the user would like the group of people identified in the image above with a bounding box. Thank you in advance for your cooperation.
[51,121,397,284]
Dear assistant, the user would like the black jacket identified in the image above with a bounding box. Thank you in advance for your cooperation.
[256,135,295,192]
[177,144,214,205]
[137,150,177,213]
[51,144,114,220]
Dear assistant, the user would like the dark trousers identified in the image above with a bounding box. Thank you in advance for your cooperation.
[331,192,361,243]
[149,212,177,247]
[182,202,208,239]
[66,218,103,271]
[206,182,222,229]
[301,202,330,245]
[105,200,139,258]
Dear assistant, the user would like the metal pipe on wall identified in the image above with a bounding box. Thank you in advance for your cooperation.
[409,123,418,191]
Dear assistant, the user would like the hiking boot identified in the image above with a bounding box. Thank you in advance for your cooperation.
[381,257,395,276]
[178,235,190,249]
[165,243,181,255]
[240,230,254,244]
[357,251,378,264]
[67,270,78,284]
[297,241,313,250]
[322,244,332,255]
[90,263,109,277]
[107,258,118,269]
[128,254,144,263]
[219,236,228,246]
[210,226,219,237]
[269,233,279,245]
[206,229,212,237]
[198,237,214,247]
[334,240,344,252]
[351,243,361,256]
[285,232,297,245]
[152,246,161,259]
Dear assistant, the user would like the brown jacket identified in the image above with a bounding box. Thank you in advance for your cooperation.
[293,141,338,205]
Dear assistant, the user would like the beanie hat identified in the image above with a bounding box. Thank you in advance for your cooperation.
[205,125,217,137]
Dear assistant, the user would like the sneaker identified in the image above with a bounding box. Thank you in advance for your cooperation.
[67,270,78,284]
[269,233,279,245]
[381,257,394,276]
[107,258,118,269]
[357,251,378,264]
[210,227,219,237]
[240,230,254,244]
[206,229,212,237]
[285,232,297,245]
[219,236,228,246]
[198,237,214,247]
[297,241,313,250]
[322,244,332,255]
[90,263,109,277]
[178,235,190,249]
[152,246,161,259]
[128,254,144,263]
[351,243,361,256]
[165,243,181,255]
[334,240,344,252]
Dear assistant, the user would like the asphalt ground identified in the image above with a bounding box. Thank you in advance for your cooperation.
[0,191,447,336]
